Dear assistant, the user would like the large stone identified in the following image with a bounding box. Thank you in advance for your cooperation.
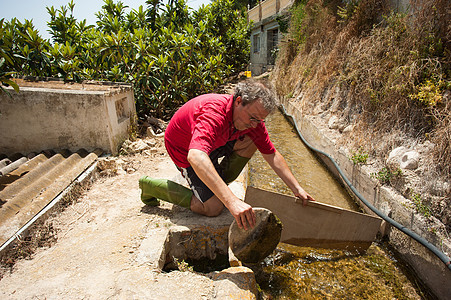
[328,115,340,129]
[209,266,258,299]
[387,146,407,167]
[387,147,420,170]
[228,208,282,264]
[387,146,406,170]
[400,150,420,170]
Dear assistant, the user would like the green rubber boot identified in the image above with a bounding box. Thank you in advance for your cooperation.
[219,152,251,184]
[139,176,192,209]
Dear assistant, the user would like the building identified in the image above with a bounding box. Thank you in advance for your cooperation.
[248,0,294,76]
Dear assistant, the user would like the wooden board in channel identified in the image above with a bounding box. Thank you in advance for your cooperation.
[245,186,382,251]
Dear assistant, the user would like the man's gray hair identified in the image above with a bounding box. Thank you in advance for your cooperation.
[233,80,278,112]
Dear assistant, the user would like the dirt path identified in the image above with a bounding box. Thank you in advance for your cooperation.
[0,138,254,299]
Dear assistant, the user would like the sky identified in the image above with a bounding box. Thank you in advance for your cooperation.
[1,0,212,40]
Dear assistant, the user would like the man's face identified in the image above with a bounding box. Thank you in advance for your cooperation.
[233,96,269,131]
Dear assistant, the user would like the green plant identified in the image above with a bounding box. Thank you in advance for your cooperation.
[276,14,290,34]
[371,167,402,184]
[0,19,19,95]
[410,192,431,218]
[350,148,368,165]
[0,58,19,95]
[409,79,446,107]
[337,0,359,23]
[289,0,308,45]
[173,257,194,272]
[1,0,251,119]
[128,114,138,141]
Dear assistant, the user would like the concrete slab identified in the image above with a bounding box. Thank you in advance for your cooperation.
[135,227,170,269]
[209,266,258,299]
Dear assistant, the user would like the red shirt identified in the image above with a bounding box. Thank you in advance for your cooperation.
[164,94,275,168]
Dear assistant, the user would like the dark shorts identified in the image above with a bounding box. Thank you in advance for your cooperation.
[178,140,237,203]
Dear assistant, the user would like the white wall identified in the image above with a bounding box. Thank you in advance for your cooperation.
[0,80,136,155]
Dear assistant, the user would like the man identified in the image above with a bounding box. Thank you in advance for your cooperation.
[139,80,314,230]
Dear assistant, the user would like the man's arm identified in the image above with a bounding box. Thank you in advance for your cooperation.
[262,150,315,205]
[187,148,256,229]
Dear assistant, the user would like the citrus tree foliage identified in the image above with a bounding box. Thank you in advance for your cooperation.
[0,0,251,118]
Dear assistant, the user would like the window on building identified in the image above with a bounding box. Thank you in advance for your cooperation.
[267,29,279,64]
[253,34,260,53]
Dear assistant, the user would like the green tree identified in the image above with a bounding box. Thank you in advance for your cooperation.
[0,19,19,94]
[193,0,250,74]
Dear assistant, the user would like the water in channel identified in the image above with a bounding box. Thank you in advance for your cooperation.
[248,110,428,299]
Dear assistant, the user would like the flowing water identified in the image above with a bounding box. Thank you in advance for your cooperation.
[248,111,430,299]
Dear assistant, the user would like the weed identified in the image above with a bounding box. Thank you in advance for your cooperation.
[276,14,290,34]
[173,257,194,272]
[337,0,359,23]
[409,79,446,107]
[350,148,368,165]
[410,192,431,219]
[371,167,402,184]
[289,1,308,45]
[128,114,139,141]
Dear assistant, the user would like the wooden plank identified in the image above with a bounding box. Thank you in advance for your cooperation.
[245,186,382,251]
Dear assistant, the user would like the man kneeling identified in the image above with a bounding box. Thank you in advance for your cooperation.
[139,80,314,230]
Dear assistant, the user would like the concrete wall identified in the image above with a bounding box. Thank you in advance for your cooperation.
[0,80,135,155]
[248,0,293,23]
[280,97,451,299]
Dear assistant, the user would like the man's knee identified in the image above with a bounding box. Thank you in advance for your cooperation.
[190,196,224,217]
[205,204,224,217]
[204,198,224,217]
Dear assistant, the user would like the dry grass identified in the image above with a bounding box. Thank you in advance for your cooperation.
[272,0,450,226]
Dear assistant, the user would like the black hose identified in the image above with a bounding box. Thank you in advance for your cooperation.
[279,104,451,271]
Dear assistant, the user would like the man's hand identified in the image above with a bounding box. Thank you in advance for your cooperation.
[295,187,315,206]
[188,149,256,229]
[228,199,256,230]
